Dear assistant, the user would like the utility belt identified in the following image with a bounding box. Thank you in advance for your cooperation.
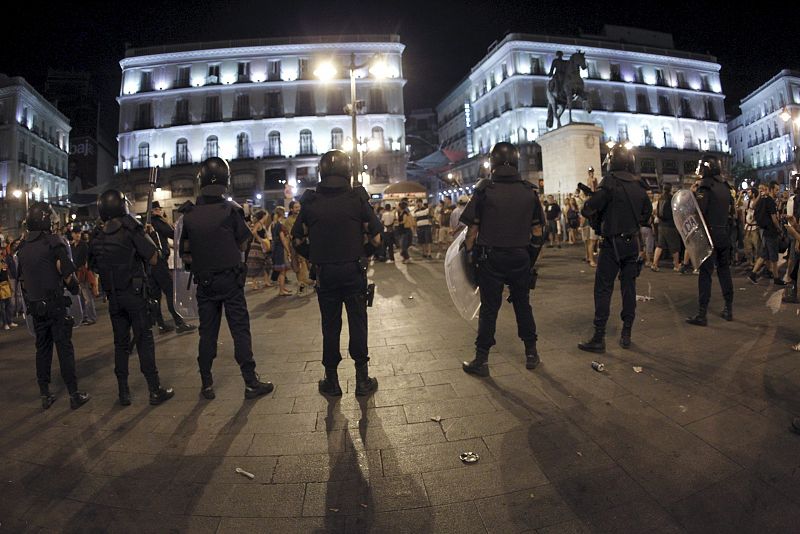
[194,263,246,287]
[25,292,70,318]
[599,233,638,243]
[315,259,375,307]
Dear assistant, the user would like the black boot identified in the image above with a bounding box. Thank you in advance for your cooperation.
[318,368,343,396]
[462,351,490,377]
[244,375,274,399]
[147,377,175,406]
[578,329,605,353]
[158,323,174,334]
[118,379,131,406]
[69,391,91,410]
[200,376,215,400]
[686,308,708,326]
[354,362,378,396]
[175,322,197,334]
[782,284,798,303]
[524,341,540,370]
[619,325,632,349]
[721,302,733,322]
[40,386,56,410]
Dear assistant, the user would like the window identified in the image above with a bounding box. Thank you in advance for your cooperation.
[205,136,218,159]
[296,166,317,188]
[587,60,598,79]
[135,102,153,129]
[369,88,387,113]
[298,58,310,80]
[140,71,153,92]
[676,71,687,88]
[327,88,345,115]
[663,159,678,174]
[680,98,692,118]
[266,131,281,156]
[268,60,281,81]
[617,124,629,142]
[663,128,674,148]
[237,62,250,80]
[643,126,653,146]
[171,178,195,197]
[655,68,666,86]
[613,91,626,111]
[684,160,697,174]
[634,67,644,83]
[265,91,283,118]
[236,132,252,159]
[640,158,656,173]
[174,99,189,125]
[231,173,255,191]
[135,142,150,168]
[371,126,385,150]
[610,63,621,81]
[207,65,220,83]
[176,66,190,88]
[174,138,190,165]
[331,128,343,150]
[635,91,649,113]
[530,56,542,75]
[708,129,718,151]
[203,96,221,122]
[296,90,315,116]
[683,128,694,149]
[234,94,250,120]
[299,129,314,154]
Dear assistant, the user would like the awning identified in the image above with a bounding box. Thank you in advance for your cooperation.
[382,181,428,200]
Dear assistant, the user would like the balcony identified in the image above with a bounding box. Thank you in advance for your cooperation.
[297,143,317,156]
[174,78,191,89]
[262,145,282,158]
[172,114,191,126]
[133,118,154,130]
[202,112,222,123]
[235,145,254,159]
[233,109,252,121]
[171,152,192,166]
[132,156,150,169]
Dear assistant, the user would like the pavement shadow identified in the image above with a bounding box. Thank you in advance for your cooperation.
[249,294,310,319]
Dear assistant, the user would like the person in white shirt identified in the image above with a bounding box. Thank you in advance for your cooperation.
[413,199,433,259]
[380,203,396,263]
[743,186,762,267]
[450,195,469,236]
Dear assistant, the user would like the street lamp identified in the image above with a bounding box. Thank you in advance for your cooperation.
[315,53,388,186]
[12,181,40,212]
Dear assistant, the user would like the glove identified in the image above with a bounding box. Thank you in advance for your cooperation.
[462,244,480,287]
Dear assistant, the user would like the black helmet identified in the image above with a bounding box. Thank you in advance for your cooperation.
[25,202,55,232]
[97,189,129,222]
[489,142,519,177]
[197,157,230,196]
[605,143,636,173]
[696,154,722,178]
[319,150,352,181]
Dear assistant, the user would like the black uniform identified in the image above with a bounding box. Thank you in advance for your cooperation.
[17,232,79,396]
[180,196,260,386]
[292,182,381,371]
[695,176,735,314]
[148,214,189,329]
[582,171,652,335]
[89,215,162,389]
[459,176,544,359]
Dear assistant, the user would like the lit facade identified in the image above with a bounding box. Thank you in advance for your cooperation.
[116,35,406,215]
[436,28,729,194]
[0,74,70,233]
[727,70,800,185]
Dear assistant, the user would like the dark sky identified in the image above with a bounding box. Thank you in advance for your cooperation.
[4,0,798,132]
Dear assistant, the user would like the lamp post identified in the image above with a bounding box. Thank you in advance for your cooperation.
[315,54,388,186]
[12,181,41,213]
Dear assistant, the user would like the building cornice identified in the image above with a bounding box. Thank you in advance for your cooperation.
[740,69,800,106]
[0,83,71,127]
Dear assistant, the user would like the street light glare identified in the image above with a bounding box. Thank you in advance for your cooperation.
[369,60,389,79]
[623,141,634,150]
[343,140,354,152]
[780,110,792,122]
[367,138,380,152]
[314,62,337,81]
[12,190,22,199]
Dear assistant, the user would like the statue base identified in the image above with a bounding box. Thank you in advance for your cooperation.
[536,122,603,202]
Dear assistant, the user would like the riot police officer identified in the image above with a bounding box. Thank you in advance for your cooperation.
[89,190,174,406]
[16,202,91,410]
[578,144,652,353]
[147,201,196,334]
[291,150,382,397]
[179,157,273,400]
[460,142,545,376]
[686,154,735,325]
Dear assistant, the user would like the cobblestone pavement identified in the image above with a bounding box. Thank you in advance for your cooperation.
[1,245,800,533]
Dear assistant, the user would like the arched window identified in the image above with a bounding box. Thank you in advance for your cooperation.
[663,128,673,148]
[175,138,189,165]
[299,129,313,155]
[683,128,693,149]
[708,129,717,151]
[266,131,281,156]
[236,132,251,158]
[205,136,218,158]
[331,128,343,150]
[136,142,150,168]
[642,126,652,146]
[371,126,385,150]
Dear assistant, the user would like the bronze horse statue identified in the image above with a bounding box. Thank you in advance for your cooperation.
[546,51,592,128]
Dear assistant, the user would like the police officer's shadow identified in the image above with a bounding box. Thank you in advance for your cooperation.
[249,294,313,319]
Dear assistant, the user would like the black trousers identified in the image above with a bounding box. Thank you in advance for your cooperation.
[316,262,369,370]
[32,301,77,394]
[149,258,185,326]
[108,290,159,387]
[196,269,256,383]
[380,230,395,260]
[476,247,536,355]
[699,228,733,309]
[594,236,639,329]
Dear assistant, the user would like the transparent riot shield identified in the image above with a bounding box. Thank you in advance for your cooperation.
[173,216,199,320]
[444,229,481,321]
[671,189,714,269]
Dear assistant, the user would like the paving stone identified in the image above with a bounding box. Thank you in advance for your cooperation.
[272,450,381,483]
[217,483,306,517]
[345,501,486,533]
[346,421,446,450]
[372,384,459,407]
[315,406,407,431]
[475,485,578,533]
[441,410,527,441]
[247,430,346,456]
[381,438,492,476]
[403,396,499,423]
[217,516,346,533]
[553,467,649,518]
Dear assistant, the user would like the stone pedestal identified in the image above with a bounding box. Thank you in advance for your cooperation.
[536,122,603,202]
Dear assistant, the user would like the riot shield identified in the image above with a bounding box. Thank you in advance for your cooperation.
[671,190,714,269]
[173,216,199,320]
[444,229,481,321]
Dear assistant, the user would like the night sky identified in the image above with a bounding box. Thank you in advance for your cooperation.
[4,0,798,132]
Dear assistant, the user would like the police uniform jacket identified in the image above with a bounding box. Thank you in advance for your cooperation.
[89,215,157,293]
[180,196,251,275]
[17,232,75,302]
[459,174,544,248]
[582,171,652,237]
[696,176,734,229]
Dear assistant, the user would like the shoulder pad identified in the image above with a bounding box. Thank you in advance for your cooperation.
[47,234,68,249]
[225,199,243,211]
[103,218,123,234]
[598,175,615,190]
[24,231,44,242]
[121,215,142,231]
[177,200,194,213]
[353,185,370,203]
[474,179,492,193]
[299,189,317,204]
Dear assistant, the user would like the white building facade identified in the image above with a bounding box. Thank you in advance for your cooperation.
[117,35,406,214]
[436,29,729,194]
[728,70,800,185]
[0,74,70,232]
